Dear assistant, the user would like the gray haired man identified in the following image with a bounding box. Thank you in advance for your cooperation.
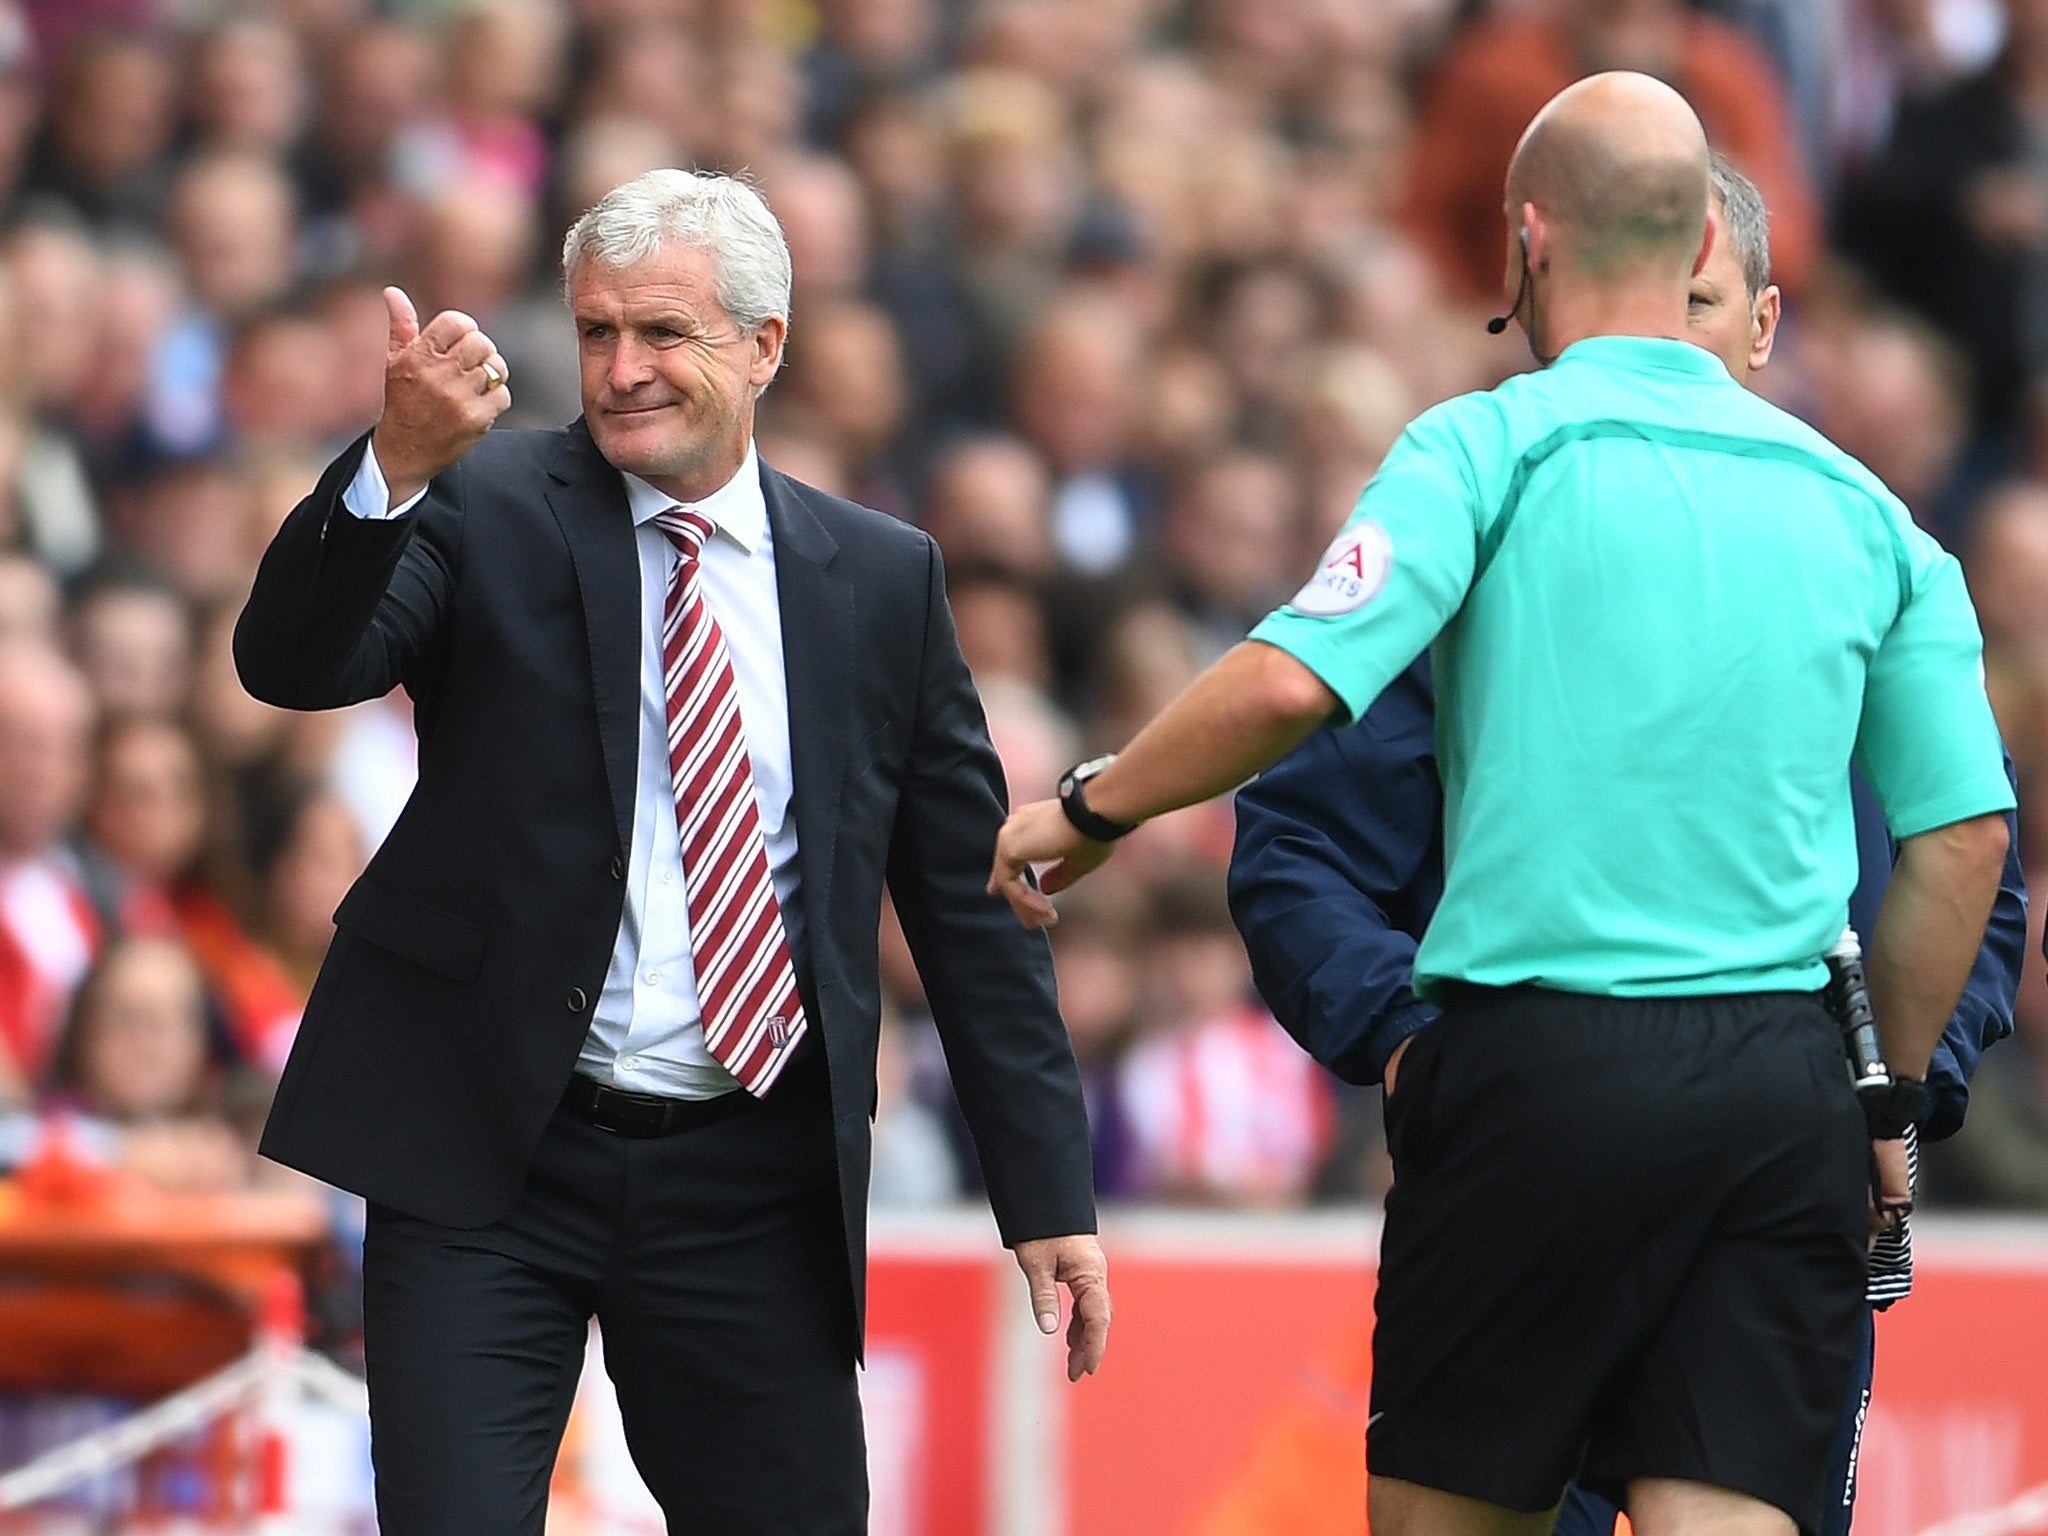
[236,168,1108,1535]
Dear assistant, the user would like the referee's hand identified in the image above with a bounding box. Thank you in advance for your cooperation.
[1870,1137,1912,1248]
[988,799,1115,929]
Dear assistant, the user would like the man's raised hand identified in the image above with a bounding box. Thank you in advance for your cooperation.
[369,286,513,508]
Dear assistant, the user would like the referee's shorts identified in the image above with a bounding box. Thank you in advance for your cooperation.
[1368,985,1868,1536]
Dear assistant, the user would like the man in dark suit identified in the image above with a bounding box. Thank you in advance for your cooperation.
[234,169,1107,1536]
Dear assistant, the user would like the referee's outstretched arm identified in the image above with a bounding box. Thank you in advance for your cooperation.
[988,641,1340,926]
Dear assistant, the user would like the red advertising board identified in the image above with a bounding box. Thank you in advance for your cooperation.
[1056,1215,2048,1536]
[557,1213,2048,1536]
[863,1237,1002,1536]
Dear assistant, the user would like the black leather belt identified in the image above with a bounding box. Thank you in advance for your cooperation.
[560,1073,753,1137]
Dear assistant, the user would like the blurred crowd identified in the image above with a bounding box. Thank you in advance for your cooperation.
[0,0,2044,1227]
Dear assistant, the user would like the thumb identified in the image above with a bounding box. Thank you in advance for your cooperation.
[384,286,420,354]
[1022,1254,1059,1335]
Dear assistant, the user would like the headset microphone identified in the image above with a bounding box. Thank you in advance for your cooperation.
[1488,228,1533,336]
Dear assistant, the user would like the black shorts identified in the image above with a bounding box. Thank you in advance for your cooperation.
[1369,986,1868,1536]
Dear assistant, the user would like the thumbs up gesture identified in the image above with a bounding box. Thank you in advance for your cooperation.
[367,287,513,509]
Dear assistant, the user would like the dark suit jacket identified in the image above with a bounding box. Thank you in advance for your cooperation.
[234,422,1096,1330]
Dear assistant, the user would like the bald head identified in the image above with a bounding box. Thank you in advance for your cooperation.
[1507,72,1710,281]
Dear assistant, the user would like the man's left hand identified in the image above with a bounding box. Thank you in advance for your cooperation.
[988,800,1115,929]
[1014,1233,1111,1381]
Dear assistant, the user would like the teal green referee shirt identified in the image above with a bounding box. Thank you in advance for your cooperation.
[1250,335,2016,1000]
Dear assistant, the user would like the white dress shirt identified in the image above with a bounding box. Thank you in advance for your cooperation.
[343,441,801,1099]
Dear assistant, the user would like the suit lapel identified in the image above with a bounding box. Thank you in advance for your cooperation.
[544,420,639,858]
[764,463,853,941]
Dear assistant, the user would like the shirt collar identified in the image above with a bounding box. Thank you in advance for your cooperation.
[622,441,768,554]
[1554,334,1732,380]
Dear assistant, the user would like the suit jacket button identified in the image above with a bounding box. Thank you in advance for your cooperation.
[566,987,588,1012]
[609,857,624,881]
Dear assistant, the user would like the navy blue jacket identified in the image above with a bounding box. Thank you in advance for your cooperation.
[1229,660,2028,1140]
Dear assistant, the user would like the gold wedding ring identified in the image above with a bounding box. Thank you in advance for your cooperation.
[482,362,506,391]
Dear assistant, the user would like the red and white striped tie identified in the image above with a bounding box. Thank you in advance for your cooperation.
[655,509,806,1096]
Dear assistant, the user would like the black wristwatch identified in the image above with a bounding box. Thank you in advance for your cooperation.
[1058,755,1140,843]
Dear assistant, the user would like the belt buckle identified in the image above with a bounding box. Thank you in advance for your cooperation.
[607,1084,662,1137]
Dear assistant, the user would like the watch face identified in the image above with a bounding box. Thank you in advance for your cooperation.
[1069,754,1117,785]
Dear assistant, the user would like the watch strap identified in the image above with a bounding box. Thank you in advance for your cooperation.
[1059,772,1138,843]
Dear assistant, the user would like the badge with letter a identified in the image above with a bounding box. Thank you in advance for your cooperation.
[1289,521,1392,617]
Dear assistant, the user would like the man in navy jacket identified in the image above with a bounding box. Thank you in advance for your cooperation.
[1229,655,2026,1536]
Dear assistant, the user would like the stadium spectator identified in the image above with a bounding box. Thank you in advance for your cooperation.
[760,152,872,306]
[868,1010,965,1208]
[79,715,303,1075]
[432,0,565,198]
[774,298,914,515]
[2,213,105,575]
[150,151,300,456]
[188,603,329,790]
[294,20,438,269]
[1968,479,2048,649]
[568,23,707,173]
[0,643,98,1099]
[700,41,806,170]
[401,179,582,433]
[0,553,58,648]
[978,673,1079,807]
[1207,262,1327,448]
[944,68,1086,409]
[1080,601,1192,741]
[66,242,180,486]
[948,569,1055,692]
[1294,344,1418,544]
[801,0,942,144]
[219,309,351,454]
[1805,302,1977,539]
[1162,449,1304,666]
[1045,879,1145,1200]
[313,274,408,447]
[921,433,1055,584]
[1131,338,1237,476]
[110,452,262,608]
[1403,0,1819,300]
[41,936,251,1194]
[1116,872,1334,1206]
[19,31,175,231]
[1840,0,2048,435]
[65,560,193,720]
[1009,288,1154,577]
[185,15,309,163]
[246,785,363,1006]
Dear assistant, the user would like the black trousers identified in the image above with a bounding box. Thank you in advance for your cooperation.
[360,1051,865,1536]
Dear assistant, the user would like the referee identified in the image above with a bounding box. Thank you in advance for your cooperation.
[989,72,2016,1536]
[1225,153,2030,1536]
